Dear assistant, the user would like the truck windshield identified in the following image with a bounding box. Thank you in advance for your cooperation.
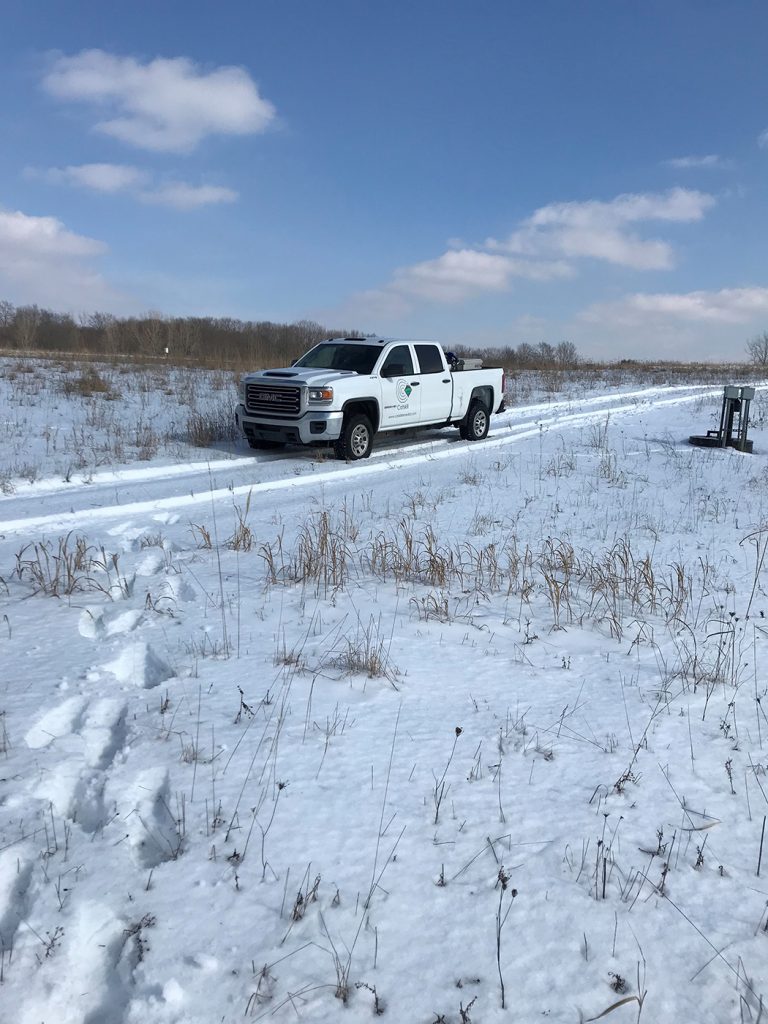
[294,343,380,374]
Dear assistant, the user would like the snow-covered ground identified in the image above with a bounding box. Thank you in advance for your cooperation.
[1,356,768,1023]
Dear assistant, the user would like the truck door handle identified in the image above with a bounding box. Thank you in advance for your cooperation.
[442,378,450,383]
[410,381,420,387]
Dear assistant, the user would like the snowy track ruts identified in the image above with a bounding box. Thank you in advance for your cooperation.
[0,384,740,535]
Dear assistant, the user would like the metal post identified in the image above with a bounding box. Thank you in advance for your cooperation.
[737,387,755,453]
[722,386,740,448]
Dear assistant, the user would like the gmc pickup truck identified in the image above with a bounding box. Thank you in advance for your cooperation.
[235,337,505,460]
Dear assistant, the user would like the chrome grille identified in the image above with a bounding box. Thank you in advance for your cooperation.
[246,384,301,416]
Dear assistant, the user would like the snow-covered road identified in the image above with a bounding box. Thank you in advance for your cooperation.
[0,383,732,536]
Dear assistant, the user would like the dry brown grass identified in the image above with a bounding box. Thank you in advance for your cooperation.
[186,403,237,447]
[59,366,116,398]
[252,506,697,638]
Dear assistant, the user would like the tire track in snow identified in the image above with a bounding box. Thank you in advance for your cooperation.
[0,382,721,505]
[0,455,259,502]
[0,384,746,535]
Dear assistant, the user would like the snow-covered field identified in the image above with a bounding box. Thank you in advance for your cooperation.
[1,356,767,1024]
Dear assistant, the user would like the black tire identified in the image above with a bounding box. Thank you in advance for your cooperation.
[460,399,490,441]
[247,438,285,450]
[335,413,374,461]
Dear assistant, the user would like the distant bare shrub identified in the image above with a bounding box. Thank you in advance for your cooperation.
[60,366,115,398]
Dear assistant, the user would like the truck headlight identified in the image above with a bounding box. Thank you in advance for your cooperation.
[308,387,333,402]
[237,380,246,402]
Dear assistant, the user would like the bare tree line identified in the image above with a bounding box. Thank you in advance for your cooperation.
[0,301,347,368]
[455,339,580,370]
[2,298,767,372]
[0,299,585,371]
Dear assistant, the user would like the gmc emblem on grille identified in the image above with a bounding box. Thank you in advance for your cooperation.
[257,392,280,402]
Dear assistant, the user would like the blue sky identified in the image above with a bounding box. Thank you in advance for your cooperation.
[1,0,767,360]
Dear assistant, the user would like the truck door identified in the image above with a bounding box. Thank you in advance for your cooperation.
[413,344,453,423]
[378,344,421,428]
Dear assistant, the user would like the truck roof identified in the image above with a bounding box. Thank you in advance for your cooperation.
[328,336,440,347]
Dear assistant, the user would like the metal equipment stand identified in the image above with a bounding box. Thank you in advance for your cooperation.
[689,385,755,453]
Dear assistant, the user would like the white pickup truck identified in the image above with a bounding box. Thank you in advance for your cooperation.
[235,336,505,460]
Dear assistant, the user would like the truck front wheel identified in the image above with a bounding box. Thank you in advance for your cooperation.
[460,399,490,441]
[335,413,374,461]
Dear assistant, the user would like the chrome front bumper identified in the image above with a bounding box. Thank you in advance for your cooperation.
[235,404,344,445]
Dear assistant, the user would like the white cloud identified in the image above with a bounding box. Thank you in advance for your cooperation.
[666,154,728,169]
[0,209,105,257]
[551,228,673,271]
[392,249,573,302]
[43,49,276,153]
[34,163,148,193]
[32,163,238,209]
[488,188,715,271]
[0,207,124,309]
[580,286,768,326]
[759,129,768,150]
[530,188,712,226]
[137,182,238,209]
[336,188,714,323]
[336,247,574,321]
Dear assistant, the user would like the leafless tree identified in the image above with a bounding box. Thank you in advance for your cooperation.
[555,340,579,368]
[746,331,768,366]
[0,300,14,330]
[14,305,41,351]
[91,312,120,354]
[165,317,201,358]
[536,341,556,365]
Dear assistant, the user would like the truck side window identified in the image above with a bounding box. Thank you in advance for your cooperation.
[381,345,414,378]
[414,345,443,374]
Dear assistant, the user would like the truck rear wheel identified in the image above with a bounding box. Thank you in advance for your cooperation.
[335,413,374,461]
[460,399,490,441]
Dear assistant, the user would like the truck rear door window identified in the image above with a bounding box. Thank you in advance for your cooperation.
[414,345,443,374]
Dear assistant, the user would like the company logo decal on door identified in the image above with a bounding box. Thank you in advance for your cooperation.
[396,379,412,402]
